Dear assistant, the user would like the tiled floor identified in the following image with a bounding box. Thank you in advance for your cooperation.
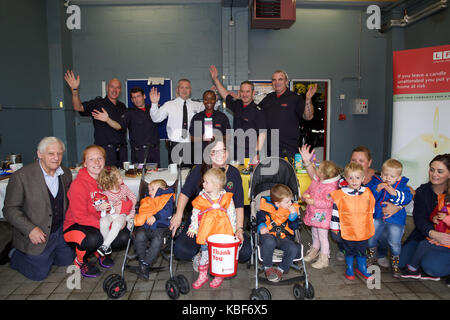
[0,217,448,301]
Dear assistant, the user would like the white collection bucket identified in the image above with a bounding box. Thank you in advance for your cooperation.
[207,234,241,277]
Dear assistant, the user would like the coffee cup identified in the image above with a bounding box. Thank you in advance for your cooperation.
[123,162,131,170]
[169,163,177,174]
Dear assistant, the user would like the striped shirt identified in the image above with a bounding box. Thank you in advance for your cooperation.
[330,186,374,231]
[103,183,137,216]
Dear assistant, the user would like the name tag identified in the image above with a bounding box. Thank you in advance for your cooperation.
[280,104,288,107]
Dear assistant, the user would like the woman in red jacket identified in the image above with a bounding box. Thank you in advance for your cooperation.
[63,145,130,278]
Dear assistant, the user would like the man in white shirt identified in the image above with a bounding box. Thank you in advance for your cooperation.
[149,79,204,165]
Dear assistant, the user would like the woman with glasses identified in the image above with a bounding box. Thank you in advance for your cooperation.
[169,139,251,263]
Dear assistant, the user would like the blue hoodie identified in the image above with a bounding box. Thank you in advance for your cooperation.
[369,176,413,226]
[145,187,174,231]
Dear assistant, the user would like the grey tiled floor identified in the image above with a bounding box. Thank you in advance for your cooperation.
[0,217,448,301]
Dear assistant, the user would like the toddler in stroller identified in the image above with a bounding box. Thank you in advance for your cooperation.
[249,157,314,300]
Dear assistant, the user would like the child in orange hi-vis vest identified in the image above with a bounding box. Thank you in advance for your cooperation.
[187,168,236,289]
[133,179,175,280]
[330,162,376,281]
[256,184,300,283]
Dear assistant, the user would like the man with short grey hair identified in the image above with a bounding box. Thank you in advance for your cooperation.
[3,136,74,281]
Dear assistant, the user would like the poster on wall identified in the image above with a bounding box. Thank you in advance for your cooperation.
[391,45,450,189]
[291,80,330,161]
[251,80,273,104]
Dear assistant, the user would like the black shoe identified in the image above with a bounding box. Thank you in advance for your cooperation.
[97,245,109,257]
[399,267,421,279]
[138,262,150,281]
[77,261,101,278]
[420,271,440,281]
[0,241,13,265]
[98,255,114,269]
[446,276,450,287]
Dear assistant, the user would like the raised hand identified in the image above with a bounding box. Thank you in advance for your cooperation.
[64,70,80,90]
[298,144,315,164]
[306,83,318,101]
[92,108,110,122]
[149,87,160,104]
[209,65,219,80]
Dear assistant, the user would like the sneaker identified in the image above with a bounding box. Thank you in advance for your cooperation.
[336,251,345,262]
[98,255,114,268]
[97,245,109,257]
[399,267,421,279]
[75,259,101,278]
[138,262,150,281]
[377,256,390,268]
[420,272,440,281]
[265,267,280,282]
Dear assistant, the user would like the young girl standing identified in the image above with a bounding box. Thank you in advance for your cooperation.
[299,144,340,269]
[187,168,236,289]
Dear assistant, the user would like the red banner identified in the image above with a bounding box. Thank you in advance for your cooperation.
[393,44,450,95]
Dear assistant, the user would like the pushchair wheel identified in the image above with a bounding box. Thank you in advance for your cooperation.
[103,274,122,293]
[303,282,315,299]
[175,275,190,295]
[293,283,306,300]
[249,290,263,300]
[165,279,180,300]
[106,277,127,299]
[249,287,271,300]
[256,287,271,300]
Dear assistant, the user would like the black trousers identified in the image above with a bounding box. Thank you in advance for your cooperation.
[101,144,128,168]
[131,144,160,166]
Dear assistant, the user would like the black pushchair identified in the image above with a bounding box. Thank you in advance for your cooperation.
[248,157,314,300]
[103,151,189,299]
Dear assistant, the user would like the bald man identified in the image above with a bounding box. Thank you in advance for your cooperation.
[65,70,128,167]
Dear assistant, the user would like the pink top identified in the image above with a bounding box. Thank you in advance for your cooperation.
[103,183,137,216]
[303,175,340,229]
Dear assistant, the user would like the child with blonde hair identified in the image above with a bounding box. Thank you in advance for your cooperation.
[187,168,236,289]
[133,179,175,280]
[257,184,300,282]
[299,144,340,269]
[330,162,376,280]
[367,159,413,277]
[96,166,136,256]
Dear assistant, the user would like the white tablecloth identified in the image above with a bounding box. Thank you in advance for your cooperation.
[0,168,190,220]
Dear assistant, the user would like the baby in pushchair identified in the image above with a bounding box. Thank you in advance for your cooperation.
[257,184,300,282]
[249,157,314,300]
[133,179,175,280]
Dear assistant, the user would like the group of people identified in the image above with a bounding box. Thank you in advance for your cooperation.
[1,65,449,291]
[299,145,450,283]
[63,65,317,168]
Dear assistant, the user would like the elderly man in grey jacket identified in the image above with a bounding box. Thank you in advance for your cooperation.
[3,136,74,281]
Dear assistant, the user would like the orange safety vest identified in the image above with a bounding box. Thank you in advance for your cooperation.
[134,193,175,227]
[193,192,234,245]
[330,188,375,241]
[259,197,300,239]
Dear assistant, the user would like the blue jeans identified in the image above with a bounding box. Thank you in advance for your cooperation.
[399,239,450,277]
[10,227,75,281]
[368,218,404,256]
[259,234,299,272]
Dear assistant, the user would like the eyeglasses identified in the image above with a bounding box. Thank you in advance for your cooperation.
[210,149,226,156]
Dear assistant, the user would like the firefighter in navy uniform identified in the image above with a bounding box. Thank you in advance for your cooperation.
[126,87,160,165]
[209,65,266,164]
[258,70,317,164]
[64,70,127,167]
